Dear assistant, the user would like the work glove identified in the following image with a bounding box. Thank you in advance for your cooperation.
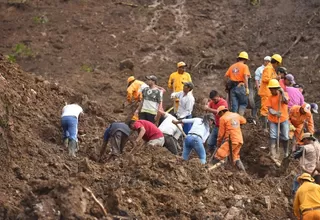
[246,88,249,95]
[293,147,304,159]
[289,124,296,131]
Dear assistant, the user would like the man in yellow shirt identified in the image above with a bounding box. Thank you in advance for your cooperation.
[293,173,320,219]
[126,76,148,103]
[168,62,192,112]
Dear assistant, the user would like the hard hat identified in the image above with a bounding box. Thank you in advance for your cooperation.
[271,54,282,64]
[183,82,194,90]
[285,74,296,84]
[264,56,271,61]
[310,103,318,114]
[238,51,249,60]
[302,103,311,113]
[217,106,228,114]
[127,76,135,84]
[267,79,280,88]
[301,133,316,141]
[297,173,315,183]
[277,67,287,74]
[145,75,157,82]
[177,62,186,68]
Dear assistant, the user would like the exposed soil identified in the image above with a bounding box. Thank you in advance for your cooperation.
[0,0,320,219]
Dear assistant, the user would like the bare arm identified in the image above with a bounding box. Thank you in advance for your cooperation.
[136,127,146,142]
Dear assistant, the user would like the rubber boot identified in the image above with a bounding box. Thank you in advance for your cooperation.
[270,139,277,159]
[235,160,246,171]
[282,140,289,157]
[261,116,268,133]
[68,139,77,157]
[63,138,69,148]
[238,107,245,117]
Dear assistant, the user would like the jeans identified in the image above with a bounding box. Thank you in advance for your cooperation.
[269,120,289,140]
[230,85,248,113]
[183,115,192,135]
[182,135,206,164]
[292,174,300,196]
[61,116,78,141]
[207,127,219,151]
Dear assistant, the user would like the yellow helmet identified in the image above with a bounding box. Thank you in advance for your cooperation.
[238,51,249,60]
[177,62,186,68]
[127,76,135,84]
[267,79,280,88]
[297,173,314,183]
[271,54,282,64]
[131,115,139,120]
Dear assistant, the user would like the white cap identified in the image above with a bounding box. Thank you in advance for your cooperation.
[264,56,271,61]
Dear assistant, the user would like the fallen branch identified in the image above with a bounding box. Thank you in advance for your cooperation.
[282,34,303,57]
[115,2,138,7]
[63,163,71,172]
[83,187,107,216]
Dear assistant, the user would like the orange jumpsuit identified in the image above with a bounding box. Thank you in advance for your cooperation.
[215,111,247,162]
[258,63,277,116]
[289,105,314,143]
[127,80,146,103]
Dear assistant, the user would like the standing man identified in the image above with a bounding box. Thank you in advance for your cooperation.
[266,79,289,159]
[252,56,271,119]
[203,90,228,153]
[168,62,192,112]
[126,76,148,104]
[225,51,251,116]
[128,119,164,147]
[170,82,195,134]
[61,103,84,157]
[283,74,304,109]
[211,106,247,171]
[100,122,131,161]
[173,114,214,164]
[258,54,282,132]
[136,75,162,124]
[289,103,314,146]
[293,173,320,219]
[158,110,182,155]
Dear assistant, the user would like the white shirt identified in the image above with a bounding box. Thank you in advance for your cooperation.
[254,65,265,84]
[158,113,182,140]
[172,91,195,119]
[61,104,83,119]
[182,118,210,143]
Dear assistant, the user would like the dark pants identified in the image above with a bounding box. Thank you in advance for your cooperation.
[164,134,179,155]
[251,87,261,118]
[139,112,155,123]
[110,131,129,155]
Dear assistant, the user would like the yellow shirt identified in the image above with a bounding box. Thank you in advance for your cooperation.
[127,80,146,103]
[293,181,320,218]
[168,71,192,92]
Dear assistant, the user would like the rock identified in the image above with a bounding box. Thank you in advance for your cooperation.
[264,196,271,210]
[197,201,205,209]
[225,206,241,220]
[228,185,234,191]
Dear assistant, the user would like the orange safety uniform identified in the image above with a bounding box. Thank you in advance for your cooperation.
[289,105,314,143]
[168,71,192,110]
[266,93,289,123]
[225,62,250,82]
[127,80,146,103]
[258,63,278,116]
[215,111,247,162]
[293,181,320,220]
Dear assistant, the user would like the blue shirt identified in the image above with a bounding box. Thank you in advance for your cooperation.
[255,65,265,84]
[103,122,131,142]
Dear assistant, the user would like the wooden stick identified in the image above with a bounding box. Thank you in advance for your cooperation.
[207,160,225,171]
[175,124,187,138]
[83,187,107,216]
[130,142,145,153]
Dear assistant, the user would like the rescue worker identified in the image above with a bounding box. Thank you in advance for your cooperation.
[128,119,164,147]
[61,103,84,157]
[211,106,247,171]
[311,103,319,114]
[170,82,195,134]
[203,90,228,153]
[266,79,289,158]
[252,56,271,119]
[293,133,320,194]
[126,76,148,104]
[225,51,251,116]
[289,103,314,146]
[100,122,131,161]
[293,173,320,219]
[136,75,162,124]
[284,74,304,109]
[168,62,192,112]
[277,67,288,91]
[158,110,182,155]
[259,54,282,132]
[173,114,214,164]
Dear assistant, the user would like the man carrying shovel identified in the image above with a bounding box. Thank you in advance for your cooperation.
[266,79,289,162]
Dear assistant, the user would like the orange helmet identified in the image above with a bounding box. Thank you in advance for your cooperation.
[127,76,135,84]
[217,106,228,114]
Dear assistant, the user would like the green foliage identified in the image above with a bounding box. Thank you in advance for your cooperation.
[5,54,16,63]
[33,15,49,24]
[81,64,93,73]
[5,43,34,63]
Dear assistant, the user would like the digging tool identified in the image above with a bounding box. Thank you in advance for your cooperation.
[172,80,177,113]
[228,134,233,165]
[276,93,282,154]
[130,141,145,154]
[207,160,226,171]
[175,124,187,138]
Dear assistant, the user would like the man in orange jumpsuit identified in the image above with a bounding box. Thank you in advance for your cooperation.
[293,173,320,219]
[168,62,192,112]
[211,106,247,171]
[258,54,282,132]
[126,76,148,103]
[289,103,314,146]
[225,51,250,116]
[266,79,289,158]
